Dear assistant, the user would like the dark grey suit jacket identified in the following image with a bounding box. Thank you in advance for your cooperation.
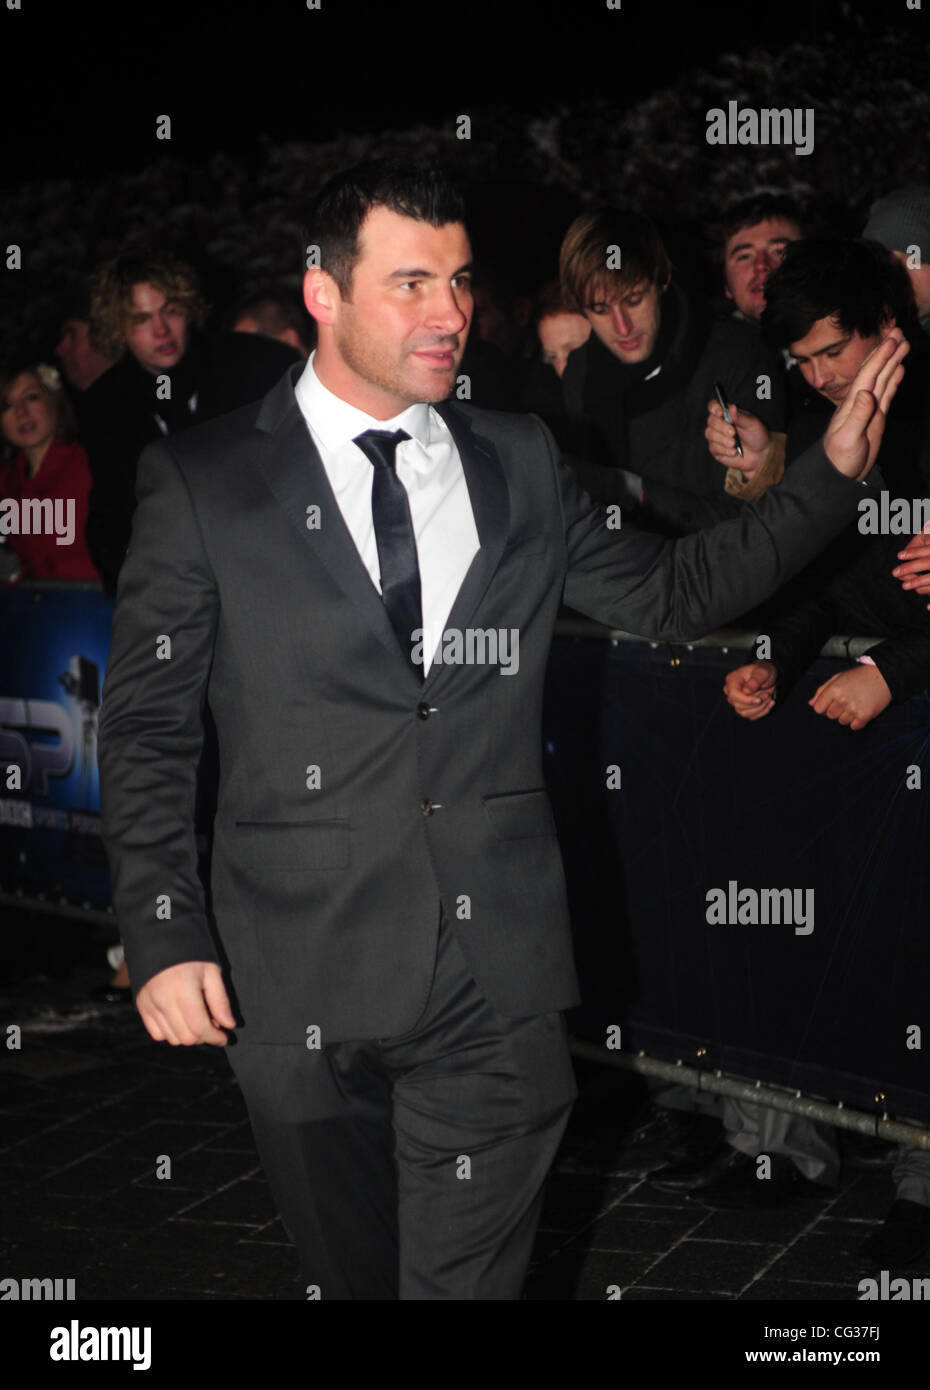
[98,364,878,1043]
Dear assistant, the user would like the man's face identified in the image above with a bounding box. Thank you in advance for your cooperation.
[724,217,801,322]
[55,318,107,390]
[307,206,473,418]
[232,313,261,337]
[124,282,189,374]
[582,277,665,365]
[537,312,591,378]
[789,314,888,404]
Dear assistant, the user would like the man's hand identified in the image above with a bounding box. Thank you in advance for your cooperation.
[893,524,930,602]
[135,961,236,1046]
[809,664,892,730]
[706,400,771,480]
[723,660,777,720]
[822,328,909,480]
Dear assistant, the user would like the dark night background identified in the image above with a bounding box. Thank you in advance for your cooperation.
[3,0,903,186]
[1,0,928,363]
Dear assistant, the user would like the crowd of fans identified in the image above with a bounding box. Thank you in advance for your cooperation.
[3,178,930,1269]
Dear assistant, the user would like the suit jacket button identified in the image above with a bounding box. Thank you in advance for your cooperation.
[416,702,432,720]
[421,799,433,816]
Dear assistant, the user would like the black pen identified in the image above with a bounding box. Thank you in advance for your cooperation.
[713,380,743,458]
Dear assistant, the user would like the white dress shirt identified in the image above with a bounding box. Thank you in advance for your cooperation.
[295,352,480,673]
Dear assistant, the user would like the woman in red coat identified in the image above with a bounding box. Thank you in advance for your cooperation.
[0,362,98,582]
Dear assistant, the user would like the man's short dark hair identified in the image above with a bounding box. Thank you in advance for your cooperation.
[308,159,466,299]
[713,192,805,261]
[228,288,314,350]
[761,238,915,349]
[55,280,94,326]
[559,208,670,314]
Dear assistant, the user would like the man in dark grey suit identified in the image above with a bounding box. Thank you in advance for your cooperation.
[98,160,907,1300]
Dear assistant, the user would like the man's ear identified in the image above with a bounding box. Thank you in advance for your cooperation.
[724,286,734,303]
[303,268,339,326]
[880,313,898,336]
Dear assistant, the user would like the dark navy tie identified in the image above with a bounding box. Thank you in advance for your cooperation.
[353,429,423,675]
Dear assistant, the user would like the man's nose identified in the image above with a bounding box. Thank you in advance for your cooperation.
[428,285,468,335]
[810,359,832,390]
[611,303,633,337]
[153,313,172,338]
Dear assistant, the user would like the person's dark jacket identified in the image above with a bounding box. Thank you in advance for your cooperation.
[80,329,300,593]
[752,324,930,700]
[763,531,930,706]
[458,335,530,412]
[520,357,602,458]
[560,280,787,534]
[763,323,930,605]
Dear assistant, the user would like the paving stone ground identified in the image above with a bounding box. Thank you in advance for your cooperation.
[1,920,927,1315]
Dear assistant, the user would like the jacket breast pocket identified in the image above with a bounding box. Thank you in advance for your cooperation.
[482,789,557,839]
[232,820,349,870]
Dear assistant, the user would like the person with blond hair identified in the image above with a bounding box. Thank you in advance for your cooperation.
[559,206,786,533]
[81,248,299,593]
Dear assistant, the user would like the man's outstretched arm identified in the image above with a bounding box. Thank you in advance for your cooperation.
[558,332,908,638]
[98,440,235,1046]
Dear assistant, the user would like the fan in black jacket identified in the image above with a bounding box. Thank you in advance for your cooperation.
[80,248,301,595]
[81,328,300,594]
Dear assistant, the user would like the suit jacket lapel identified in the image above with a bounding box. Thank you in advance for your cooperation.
[253,372,512,684]
[254,366,407,670]
[428,402,510,686]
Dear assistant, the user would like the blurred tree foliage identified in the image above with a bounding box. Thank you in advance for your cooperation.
[1,30,927,363]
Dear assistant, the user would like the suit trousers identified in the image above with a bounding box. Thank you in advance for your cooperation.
[225,911,578,1299]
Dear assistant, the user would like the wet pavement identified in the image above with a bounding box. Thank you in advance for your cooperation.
[1,918,927,1325]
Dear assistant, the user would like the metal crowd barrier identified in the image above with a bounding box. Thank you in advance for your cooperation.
[2,587,927,1141]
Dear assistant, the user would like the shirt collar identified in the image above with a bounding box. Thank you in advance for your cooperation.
[296,351,437,462]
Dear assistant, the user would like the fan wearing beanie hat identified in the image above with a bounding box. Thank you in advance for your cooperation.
[863,185,930,329]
